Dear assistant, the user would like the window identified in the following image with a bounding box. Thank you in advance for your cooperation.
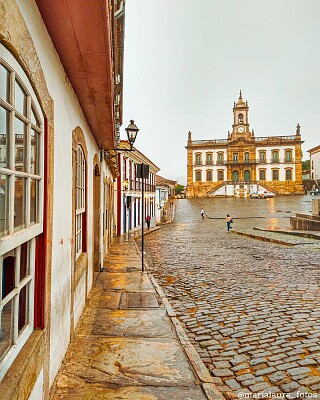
[259,170,266,180]
[244,152,250,162]
[238,114,243,123]
[206,170,212,181]
[217,152,224,164]
[233,153,238,162]
[206,153,213,165]
[195,153,202,165]
[272,169,279,181]
[218,170,224,181]
[195,170,202,182]
[272,150,279,162]
[286,169,292,181]
[259,151,266,162]
[0,50,43,379]
[75,145,86,259]
[285,150,292,162]
[1,240,35,364]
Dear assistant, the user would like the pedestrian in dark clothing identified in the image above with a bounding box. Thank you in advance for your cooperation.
[226,214,233,231]
[146,215,151,229]
[201,208,205,220]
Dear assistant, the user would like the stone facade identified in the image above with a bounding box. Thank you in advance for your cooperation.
[186,92,304,198]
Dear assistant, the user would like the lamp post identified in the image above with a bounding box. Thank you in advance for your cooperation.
[122,178,129,238]
[137,163,149,272]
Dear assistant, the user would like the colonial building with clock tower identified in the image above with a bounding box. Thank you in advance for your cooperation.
[186,92,304,197]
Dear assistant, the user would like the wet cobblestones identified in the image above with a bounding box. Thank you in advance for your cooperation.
[144,197,320,397]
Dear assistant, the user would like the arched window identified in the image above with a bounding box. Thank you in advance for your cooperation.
[217,152,224,164]
[195,153,202,165]
[259,169,266,181]
[232,170,239,181]
[206,152,213,165]
[238,114,243,123]
[285,169,292,181]
[285,150,292,162]
[272,150,279,163]
[195,170,202,182]
[0,49,44,377]
[259,151,266,162]
[206,170,212,181]
[75,145,86,259]
[217,170,224,181]
[244,170,251,181]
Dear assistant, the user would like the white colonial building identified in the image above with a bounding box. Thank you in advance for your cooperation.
[309,145,320,185]
[114,141,160,235]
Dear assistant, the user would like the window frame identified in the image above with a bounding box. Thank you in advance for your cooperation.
[272,169,279,181]
[259,169,266,181]
[0,46,44,380]
[285,168,292,181]
[75,145,86,260]
[206,169,213,181]
[195,170,202,182]
[195,153,202,166]
[259,151,266,163]
[272,150,279,163]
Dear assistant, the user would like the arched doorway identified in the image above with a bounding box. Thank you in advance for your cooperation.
[232,170,239,182]
[244,170,251,182]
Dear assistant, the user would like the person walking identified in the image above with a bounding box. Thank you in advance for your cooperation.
[146,214,151,229]
[201,208,205,220]
[226,214,233,231]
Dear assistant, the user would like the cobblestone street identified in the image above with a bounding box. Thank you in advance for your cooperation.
[144,197,320,398]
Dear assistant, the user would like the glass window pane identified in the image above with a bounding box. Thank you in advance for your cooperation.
[15,118,27,172]
[0,299,13,360]
[20,242,28,281]
[14,176,26,231]
[0,174,9,238]
[15,81,27,117]
[30,130,39,175]
[30,179,38,224]
[31,105,40,127]
[0,64,10,103]
[0,107,9,169]
[2,253,16,299]
[18,284,29,334]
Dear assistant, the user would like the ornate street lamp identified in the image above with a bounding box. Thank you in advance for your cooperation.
[125,120,139,151]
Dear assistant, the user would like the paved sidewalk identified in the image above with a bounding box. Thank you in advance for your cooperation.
[50,234,224,400]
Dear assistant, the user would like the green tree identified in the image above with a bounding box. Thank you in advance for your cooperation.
[175,184,185,195]
[302,159,310,170]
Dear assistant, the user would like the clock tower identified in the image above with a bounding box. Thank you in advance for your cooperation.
[231,90,252,140]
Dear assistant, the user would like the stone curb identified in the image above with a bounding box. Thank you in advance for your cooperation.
[132,233,225,400]
[231,230,295,246]
[253,227,320,240]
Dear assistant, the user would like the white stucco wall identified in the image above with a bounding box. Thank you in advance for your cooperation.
[17,0,115,387]
[28,369,43,400]
[311,150,320,180]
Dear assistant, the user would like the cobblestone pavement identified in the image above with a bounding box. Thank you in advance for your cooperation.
[143,197,320,398]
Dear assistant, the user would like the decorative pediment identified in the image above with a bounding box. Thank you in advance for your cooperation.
[228,137,253,146]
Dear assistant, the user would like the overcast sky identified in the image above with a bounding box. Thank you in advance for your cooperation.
[121,0,320,184]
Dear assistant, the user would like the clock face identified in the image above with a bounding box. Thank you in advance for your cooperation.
[237,126,244,133]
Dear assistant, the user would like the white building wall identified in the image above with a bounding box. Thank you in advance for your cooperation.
[311,150,320,180]
[17,0,114,387]
[28,369,43,400]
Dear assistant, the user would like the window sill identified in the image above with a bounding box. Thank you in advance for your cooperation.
[0,330,45,400]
